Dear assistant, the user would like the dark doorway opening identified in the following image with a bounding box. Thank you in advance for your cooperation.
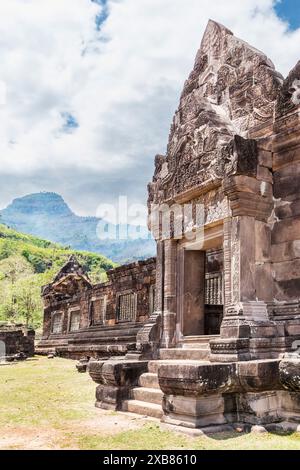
[204,249,224,335]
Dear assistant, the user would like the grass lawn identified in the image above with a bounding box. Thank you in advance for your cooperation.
[1,356,300,450]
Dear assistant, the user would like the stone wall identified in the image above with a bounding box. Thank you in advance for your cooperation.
[37,257,156,359]
[0,324,35,358]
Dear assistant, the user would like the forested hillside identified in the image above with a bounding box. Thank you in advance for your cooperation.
[0,224,116,329]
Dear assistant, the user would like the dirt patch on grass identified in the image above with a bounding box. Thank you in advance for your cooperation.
[0,425,63,450]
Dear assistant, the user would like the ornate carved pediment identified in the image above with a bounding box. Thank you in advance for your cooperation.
[148,20,283,206]
[50,274,92,297]
[42,255,92,299]
[53,255,89,283]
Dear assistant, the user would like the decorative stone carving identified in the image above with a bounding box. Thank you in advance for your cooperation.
[276,61,300,117]
[148,20,282,208]
[38,256,156,359]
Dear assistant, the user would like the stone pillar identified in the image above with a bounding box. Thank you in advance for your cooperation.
[161,239,177,348]
[231,216,257,304]
[133,241,164,359]
[223,217,232,311]
[210,215,275,362]
[154,240,164,315]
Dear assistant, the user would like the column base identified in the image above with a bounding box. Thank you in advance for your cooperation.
[162,395,227,429]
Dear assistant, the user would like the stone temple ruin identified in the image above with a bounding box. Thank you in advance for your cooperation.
[37,255,156,359]
[0,323,35,362]
[41,20,300,430]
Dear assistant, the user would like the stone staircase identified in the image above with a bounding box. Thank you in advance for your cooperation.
[121,337,214,419]
[122,360,163,419]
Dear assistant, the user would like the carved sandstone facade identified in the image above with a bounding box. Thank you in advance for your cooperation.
[88,21,300,431]
[37,255,156,359]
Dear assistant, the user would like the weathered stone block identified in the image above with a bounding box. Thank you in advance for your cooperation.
[279,391,300,422]
[255,221,271,262]
[272,217,300,244]
[274,174,300,199]
[274,278,300,301]
[162,394,227,429]
[272,260,300,282]
[255,263,274,302]
[257,166,273,183]
[275,199,300,220]
[158,362,238,397]
[284,322,300,336]
[273,146,300,172]
[238,360,281,392]
[236,392,281,425]
[258,150,273,169]
[271,240,300,263]
[279,359,300,392]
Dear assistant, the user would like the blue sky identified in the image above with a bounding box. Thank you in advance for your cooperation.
[91,0,109,30]
[275,0,300,30]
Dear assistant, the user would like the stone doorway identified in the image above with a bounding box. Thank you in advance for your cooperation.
[179,245,224,339]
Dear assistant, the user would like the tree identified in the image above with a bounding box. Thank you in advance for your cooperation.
[0,255,33,322]
[15,277,41,328]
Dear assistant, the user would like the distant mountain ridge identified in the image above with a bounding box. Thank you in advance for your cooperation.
[0,192,156,263]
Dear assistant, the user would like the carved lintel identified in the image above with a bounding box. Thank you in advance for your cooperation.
[223,175,273,221]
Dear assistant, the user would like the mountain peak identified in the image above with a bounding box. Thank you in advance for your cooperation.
[0,192,156,263]
[3,192,73,217]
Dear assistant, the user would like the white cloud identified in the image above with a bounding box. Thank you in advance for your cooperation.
[0,0,299,214]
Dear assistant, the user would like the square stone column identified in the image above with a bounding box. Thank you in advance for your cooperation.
[161,239,177,348]
[210,215,281,362]
[154,240,164,315]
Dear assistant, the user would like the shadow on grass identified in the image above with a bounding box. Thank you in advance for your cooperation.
[206,429,295,442]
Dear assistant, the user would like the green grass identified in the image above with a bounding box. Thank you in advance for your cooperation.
[75,426,300,451]
[1,357,300,450]
[0,356,95,429]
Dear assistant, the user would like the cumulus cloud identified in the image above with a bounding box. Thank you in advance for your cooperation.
[0,0,299,215]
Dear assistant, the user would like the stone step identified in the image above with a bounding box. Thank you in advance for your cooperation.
[122,399,163,419]
[159,348,210,361]
[179,335,219,347]
[148,361,160,374]
[139,372,160,389]
[131,387,163,405]
[71,335,137,345]
[181,342,210,350]
[148,359,210,374]
[63,344,130,353]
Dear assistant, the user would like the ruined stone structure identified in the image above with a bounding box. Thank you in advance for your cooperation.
[88,21,300,431]
[0,323,35,360]
[37,256,156,359]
